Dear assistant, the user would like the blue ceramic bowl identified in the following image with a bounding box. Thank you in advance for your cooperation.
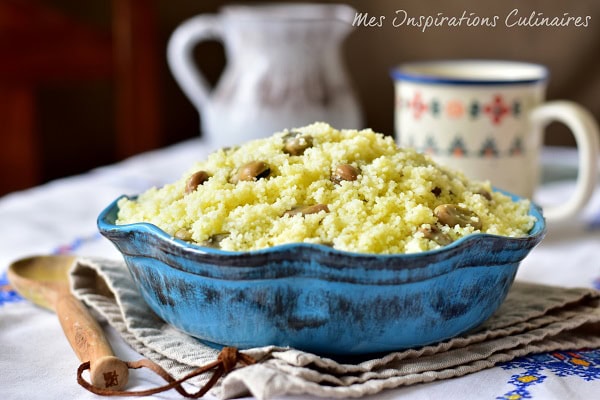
[97,190,545,355]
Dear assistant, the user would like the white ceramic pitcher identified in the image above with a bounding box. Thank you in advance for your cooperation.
[167,3,364,150]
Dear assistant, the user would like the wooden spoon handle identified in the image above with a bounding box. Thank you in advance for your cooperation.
[55,291,129,391]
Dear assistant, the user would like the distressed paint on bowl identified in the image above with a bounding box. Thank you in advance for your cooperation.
[97,191,545,355]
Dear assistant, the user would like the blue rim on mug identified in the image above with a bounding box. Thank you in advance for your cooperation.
[390,60,549,86]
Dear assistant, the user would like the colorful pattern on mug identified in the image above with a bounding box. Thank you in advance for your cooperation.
[400,92,522,125]
[415,135,525,158]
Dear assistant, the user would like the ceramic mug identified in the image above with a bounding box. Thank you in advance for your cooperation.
[391,60,599,222]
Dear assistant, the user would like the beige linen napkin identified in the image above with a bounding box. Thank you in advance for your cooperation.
[70,257,600,400]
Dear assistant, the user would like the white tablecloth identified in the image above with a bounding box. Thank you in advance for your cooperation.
[1,140,599,400]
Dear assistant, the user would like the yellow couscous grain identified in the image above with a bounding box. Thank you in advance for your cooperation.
[116,123,535,254]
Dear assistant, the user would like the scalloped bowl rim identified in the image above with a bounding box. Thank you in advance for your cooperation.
[97,188,546,260]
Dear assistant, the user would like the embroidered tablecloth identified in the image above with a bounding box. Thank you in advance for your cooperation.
[1,142,599,400]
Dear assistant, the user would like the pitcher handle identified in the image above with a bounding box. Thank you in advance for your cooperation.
[530,101,600,221]
[167,15,222,112]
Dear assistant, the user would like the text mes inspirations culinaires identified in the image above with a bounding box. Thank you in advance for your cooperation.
[353,9,592,32]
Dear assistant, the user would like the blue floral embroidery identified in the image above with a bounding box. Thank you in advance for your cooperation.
[0,271,22,306]
[497,350,600,399]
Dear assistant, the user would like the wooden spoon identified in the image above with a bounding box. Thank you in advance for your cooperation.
[7,255,129,391]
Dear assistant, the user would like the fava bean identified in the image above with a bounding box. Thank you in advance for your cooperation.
[476,189,492,201]
[331,164,359,184]
[200,233,229,248]
[185,170,210,194]
[283,133,313,156]
[434,204,482,230]
[232,161,270,183]
[418,225,452,246]
[283,204,329,217]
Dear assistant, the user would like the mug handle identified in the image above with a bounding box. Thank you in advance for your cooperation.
[530,101,600,221]
[167,15,222,112]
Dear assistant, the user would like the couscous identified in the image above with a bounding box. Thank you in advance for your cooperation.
[116,123,535,254]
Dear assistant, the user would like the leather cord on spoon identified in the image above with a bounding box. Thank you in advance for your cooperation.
[77,347,256,398]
